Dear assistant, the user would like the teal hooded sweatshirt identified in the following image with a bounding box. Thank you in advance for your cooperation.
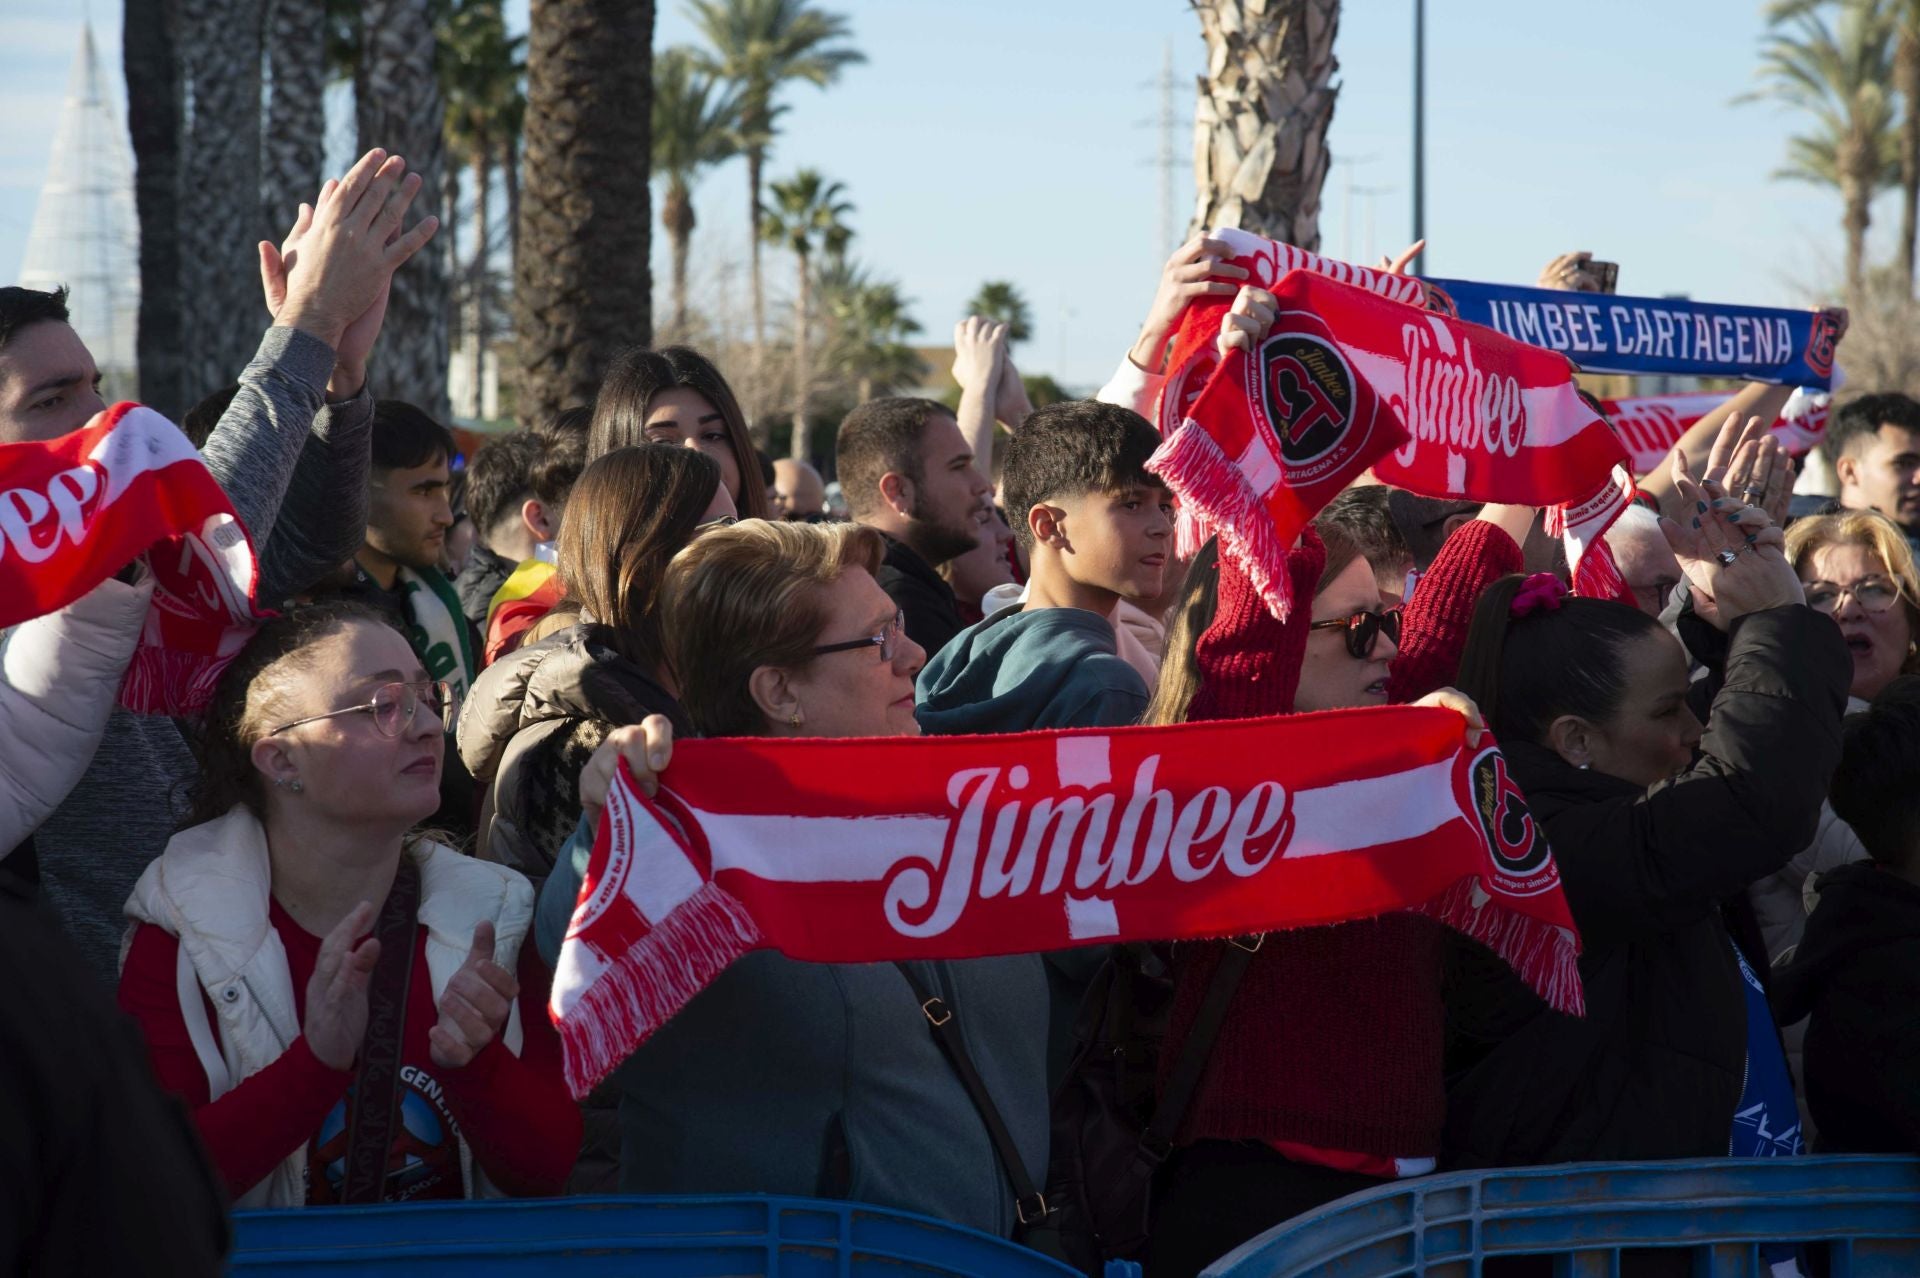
[914,604,1148,735]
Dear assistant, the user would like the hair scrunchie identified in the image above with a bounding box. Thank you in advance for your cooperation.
[1510,572,1568,619]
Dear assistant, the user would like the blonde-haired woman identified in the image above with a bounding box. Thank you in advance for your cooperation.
[533,520,1051,1238]
[1750,509,1920,959]
[118,601,580,1207]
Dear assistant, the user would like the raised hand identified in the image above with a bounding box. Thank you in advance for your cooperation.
[260,148,441,396]
[951,317,1007,397]
[1376,239,1426,276]
[1129,234,1250,373]
[428,920,518,1070]
[579,714,677,830]
[1216,286,1280,360]
[1720,430,1796,528]
[1659,445,1804,626]
[303,901,380,1072]
[1537,250,1601,292]
[993,346,1034,430]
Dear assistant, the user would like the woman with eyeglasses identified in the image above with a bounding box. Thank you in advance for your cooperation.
[1439,443,1848,1197]
[116,601,581,1208]
[531,520,1052,1238]
[459,445,730,892]
[1741,510,1920,961]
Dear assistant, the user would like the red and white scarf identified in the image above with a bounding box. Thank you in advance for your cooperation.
[0,403,264,715]
[1149,255,1634,617]
[550,709,1585,1098]
[1601,389,1831,476]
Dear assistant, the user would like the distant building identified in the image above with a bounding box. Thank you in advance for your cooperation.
[17,23,139,402]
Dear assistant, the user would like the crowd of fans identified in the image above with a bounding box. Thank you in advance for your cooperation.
[5,149,1920,1277]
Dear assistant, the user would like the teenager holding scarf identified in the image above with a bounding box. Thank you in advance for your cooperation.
[1441,443,1849,1176]
[589,344,772,521]
[533,521,1052,1240]
[117,601,579,1207]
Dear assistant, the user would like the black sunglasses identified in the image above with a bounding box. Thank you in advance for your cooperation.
[1308,607,1401,659]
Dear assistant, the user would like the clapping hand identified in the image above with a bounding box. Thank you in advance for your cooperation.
[951,317,1007,398]
[428,921,519,1070]
[1129,235,1250,373]
[1708,411,1796,528]
[260,148,441,398]
[1659,416,1805,626]
[993,346,1034,431]
[303,902,380,1072]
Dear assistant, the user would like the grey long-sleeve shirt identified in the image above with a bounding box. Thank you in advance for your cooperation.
[31,325,373,983]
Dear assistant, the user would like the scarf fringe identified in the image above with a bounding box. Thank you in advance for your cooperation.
[558,881,764,1099]
[1419,876,1587,1018]
[1150,422,1296,621]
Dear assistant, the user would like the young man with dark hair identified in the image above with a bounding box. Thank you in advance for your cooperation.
[1777,678,1920,1152]
[458,430,558,627]
[1823,393,1920,552]
[483,430,586,663]
[1321,484,1415,605]
[916,399,1170,733]
[338,400,479,701]
[835,396,994,656]
[8,147,440,981]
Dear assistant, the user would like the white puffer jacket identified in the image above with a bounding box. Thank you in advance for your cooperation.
[0,574,151,853]
[122,805,536,1208]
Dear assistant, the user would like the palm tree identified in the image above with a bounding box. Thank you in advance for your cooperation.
[964,280,1033,345]
[1747,2,1901,295]
[1191,0,1340,249]
[442,0,526,415]
[514,0,654,428]
[176,0,267,403]
[263,0,326,238]
[761,169,852,460]
[653,46,741,333]
[822,266,924,403]
[686,0,864,362]
[124,0,189,418]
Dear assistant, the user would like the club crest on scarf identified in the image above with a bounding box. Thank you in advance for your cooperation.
[1262,328,1360,474]
[1467,747,1554,892]
[1805,310,1840,380]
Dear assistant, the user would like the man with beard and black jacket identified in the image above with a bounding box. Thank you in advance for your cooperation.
[1776,677,1920,1153]
[835,397,993,658]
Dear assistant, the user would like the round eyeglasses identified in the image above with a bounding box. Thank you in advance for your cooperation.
[1804,578,1903,616]
[269,680,457,738]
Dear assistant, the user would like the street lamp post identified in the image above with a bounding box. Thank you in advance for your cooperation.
[1412,0,1426,275]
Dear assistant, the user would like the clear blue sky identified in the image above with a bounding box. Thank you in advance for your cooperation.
[0,0,1887,387]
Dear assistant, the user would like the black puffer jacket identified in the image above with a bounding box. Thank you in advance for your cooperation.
[458,622,691,885]
[1443,606,1850,1168]
[1774,862,1920,1153]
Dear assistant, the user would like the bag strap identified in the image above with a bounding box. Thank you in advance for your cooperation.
[1138,934,1262,1164]
[895,961,1051,1226]
[339,856,423,1204]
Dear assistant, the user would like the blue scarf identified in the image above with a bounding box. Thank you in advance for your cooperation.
[1422,278,1838,389]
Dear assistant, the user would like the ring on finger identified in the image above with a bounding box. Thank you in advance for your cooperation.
[1715,548,1739,567]
[1740,486,1763,504]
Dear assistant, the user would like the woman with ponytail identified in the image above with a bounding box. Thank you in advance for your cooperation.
[1442,447,1850,1173]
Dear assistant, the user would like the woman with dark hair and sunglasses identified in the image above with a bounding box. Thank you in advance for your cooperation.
[117,601,580,1208]
[590,344,773,521]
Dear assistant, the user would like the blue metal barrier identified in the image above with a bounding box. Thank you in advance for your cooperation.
[230,1193,1083,1276]
[1200,1155,1920,1277]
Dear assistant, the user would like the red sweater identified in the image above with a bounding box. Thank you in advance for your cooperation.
[1161,520,1523,1159]
[119,899,581,1203]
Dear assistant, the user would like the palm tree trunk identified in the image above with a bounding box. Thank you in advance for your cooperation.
[262,0,324,238]
[1192,0,1340,250]
[1846,180,1871,299]
[663,179,695,332]
[124,0,189,420]
[472,147,493,417]
[359,0,450,420]
[445,164,462,349]
[502,134,521,268]
[1899,28,1920,292]
[177,0,267,403]
[790,252,810,461]
[514,0,654,429]
[749,144,767,350]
